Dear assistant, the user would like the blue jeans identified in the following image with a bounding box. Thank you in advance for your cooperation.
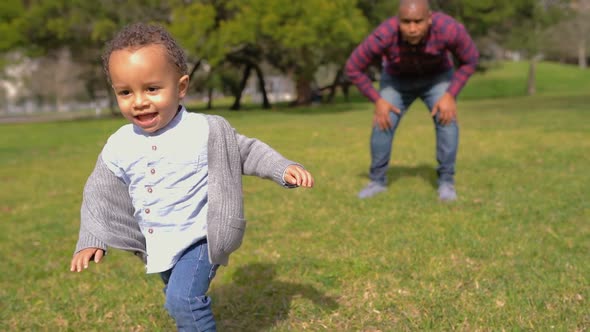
[370,70,458,186]
[160,239,219,332]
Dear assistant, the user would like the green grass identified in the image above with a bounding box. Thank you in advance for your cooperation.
[461,61,590,99]
[1,62,589,331]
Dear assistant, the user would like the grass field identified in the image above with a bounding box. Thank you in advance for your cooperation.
[1,61,589,331]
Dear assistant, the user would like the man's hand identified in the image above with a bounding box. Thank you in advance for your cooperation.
[70,248,104,272]
[284,165,314,188]
[431,92,457,125]
[374,98,401,130]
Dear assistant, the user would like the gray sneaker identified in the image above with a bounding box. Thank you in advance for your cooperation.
[358,181,387,199]
[438,183,457,202]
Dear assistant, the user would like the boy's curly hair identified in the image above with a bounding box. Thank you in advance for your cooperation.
[102,23,188,82]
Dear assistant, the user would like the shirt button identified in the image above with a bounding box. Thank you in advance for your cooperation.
[150,168,156,175]
[148,228,154,234]
[145,208,150,214]
[147,187,153,193]
[152,145,157,151]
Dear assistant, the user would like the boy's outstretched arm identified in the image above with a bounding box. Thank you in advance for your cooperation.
[70,248,105,272]
[234,131,312,187]
[283,165,314,188]
[207,115,314,188]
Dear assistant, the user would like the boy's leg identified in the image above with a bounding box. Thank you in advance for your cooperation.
[421,70,459,200]
[160,239,219,332]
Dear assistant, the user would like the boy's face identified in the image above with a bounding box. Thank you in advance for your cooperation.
[108,44,189,133]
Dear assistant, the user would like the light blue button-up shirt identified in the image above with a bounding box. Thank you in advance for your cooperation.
[101,108,209,273]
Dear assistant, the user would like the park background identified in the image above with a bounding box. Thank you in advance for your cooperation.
[1,0,589,331]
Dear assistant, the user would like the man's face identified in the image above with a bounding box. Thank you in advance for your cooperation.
[398,3,432,45]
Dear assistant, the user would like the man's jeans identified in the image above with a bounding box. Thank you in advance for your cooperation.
[160,239,219,332]
[370,70,459,186]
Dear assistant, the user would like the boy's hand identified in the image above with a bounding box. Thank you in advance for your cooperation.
[284,165,314,188]
[70,248,104,272]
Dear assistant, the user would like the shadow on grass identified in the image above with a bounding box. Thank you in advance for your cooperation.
[212,262,338,331]
[358,163,438,189]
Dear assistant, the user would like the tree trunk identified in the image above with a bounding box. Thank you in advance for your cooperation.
[293,76,312,106]
[527,59,537,96]
[225,51,271,109]
[342,82,350,101]
[230,65,252,110]
[207,87,213,110]
[55,95,64,113]
[253,64,271,109]
[325,68,343,103]
[85,78,101,117]
[188,59,202,82]
[578,40,587,69]
[104,78,118,116]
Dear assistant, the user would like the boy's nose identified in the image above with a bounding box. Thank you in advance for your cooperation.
[134,94,148,108]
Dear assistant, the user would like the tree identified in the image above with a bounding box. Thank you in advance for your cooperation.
[499,0,567,95]
[169,1,272,110]
[219,0,369,105]
[571,0,590,68]
[9,0,175,114]
[544,0,590,68]
[356,0,399,26]
[430,0,568,94]
[0,0,25,70]
[431,0,519,38]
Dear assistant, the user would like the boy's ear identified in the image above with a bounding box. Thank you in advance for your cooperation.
[178,75,190,98]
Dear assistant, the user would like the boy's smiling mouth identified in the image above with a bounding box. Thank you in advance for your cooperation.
[136,112,156,120]
[135,112,158,127]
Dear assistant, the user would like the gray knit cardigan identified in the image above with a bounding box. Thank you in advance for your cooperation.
[74,114,297,266]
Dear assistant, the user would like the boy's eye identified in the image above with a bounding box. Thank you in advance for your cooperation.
[148,87,159,92]
[118,90,130,96]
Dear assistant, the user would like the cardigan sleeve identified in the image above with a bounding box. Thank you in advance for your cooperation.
[73,154,146,260]
[74,228,108,254]
[235,131,301,187]
[206,115,301,187]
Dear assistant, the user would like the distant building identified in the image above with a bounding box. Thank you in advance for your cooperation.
[0,56,39,114]
[1,50,95,115]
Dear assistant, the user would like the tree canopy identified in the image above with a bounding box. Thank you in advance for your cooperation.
[0,0,579,109]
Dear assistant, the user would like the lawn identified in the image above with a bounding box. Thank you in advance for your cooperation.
[1,62,589,331]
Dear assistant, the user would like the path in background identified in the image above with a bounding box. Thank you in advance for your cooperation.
[0,111,110,124]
